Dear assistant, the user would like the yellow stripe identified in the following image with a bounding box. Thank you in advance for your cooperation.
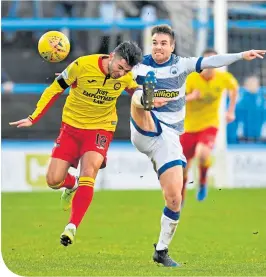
[48,180,64,189]
[79,183,94,188]
[78,176,95,187]
[202,157,212,168]
[79,176,95,183]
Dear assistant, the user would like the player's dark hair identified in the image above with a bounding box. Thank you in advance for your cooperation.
[151,24,175,42]
[202,48,218,56]
[114,41,142,67]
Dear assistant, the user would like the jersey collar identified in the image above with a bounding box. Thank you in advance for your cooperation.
[200,70,216,81]
[98,55,109,75]
[150,54,173,68]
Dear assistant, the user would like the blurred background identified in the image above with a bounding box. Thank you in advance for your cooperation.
[1,0,266,191]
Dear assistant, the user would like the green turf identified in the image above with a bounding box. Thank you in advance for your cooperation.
[2,189,266,276]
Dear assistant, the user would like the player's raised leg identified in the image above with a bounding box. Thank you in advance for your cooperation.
[60,150,103,246]
[131,72,157,133]
[153,166,183,267]
[48,126,81,210]
[47,159,78,211]
[46,158,78,211]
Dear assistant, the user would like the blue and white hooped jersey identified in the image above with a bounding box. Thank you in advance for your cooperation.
[132,54,203,134]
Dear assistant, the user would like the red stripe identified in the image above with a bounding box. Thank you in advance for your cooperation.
[71,80,77,88]
[31,91,64,124]
[98,56,108,75]
[124,87,135,96]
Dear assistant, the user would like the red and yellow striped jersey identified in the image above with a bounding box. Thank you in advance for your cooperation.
[29,54,138,131]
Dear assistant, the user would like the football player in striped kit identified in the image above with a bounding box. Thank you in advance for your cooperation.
[130,24,265,267]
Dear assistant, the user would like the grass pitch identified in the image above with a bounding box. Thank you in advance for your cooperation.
[2,188,266,276]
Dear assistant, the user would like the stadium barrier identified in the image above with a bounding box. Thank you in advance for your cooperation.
[2,140,266,192]
[2,141,160,192]
[2,18,265,31]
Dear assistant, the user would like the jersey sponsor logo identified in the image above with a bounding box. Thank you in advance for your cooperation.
[88,79,97,83]
[114,82,121,90]
[82,89,116,104]
[154,90,179,98]
[95,133,107,149]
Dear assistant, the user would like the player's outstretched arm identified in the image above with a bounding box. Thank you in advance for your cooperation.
[9,77,66,128]
[10,59,80,128]
[201,49,266,70]
[242,49,265,60]
[9,118,33,128]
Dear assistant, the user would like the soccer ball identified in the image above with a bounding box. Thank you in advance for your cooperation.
[38,31,70,62]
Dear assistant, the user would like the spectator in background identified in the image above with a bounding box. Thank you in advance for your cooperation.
[1,68,14,93]
[55,1,85,56]
[237,75,264,142]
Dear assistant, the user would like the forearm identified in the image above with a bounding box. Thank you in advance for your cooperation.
[185,94,195,102]
[29,79,64,124]
[185,90,200,102]
[227,89,238,113]
[201,53,243,69]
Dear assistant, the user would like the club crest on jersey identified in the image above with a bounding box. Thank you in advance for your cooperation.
[170,66,178,75]
[114,82,121,90]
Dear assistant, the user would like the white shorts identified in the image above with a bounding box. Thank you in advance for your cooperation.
[130,117,187,178]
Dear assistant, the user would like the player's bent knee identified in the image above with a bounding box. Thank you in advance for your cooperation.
[46,173,64,189]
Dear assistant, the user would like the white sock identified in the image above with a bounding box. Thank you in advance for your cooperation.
[156,214,179,251]
[65,223,76,233]
[72,177,79,191]
[132,90,144,108]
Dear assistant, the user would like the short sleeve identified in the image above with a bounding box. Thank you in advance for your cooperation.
[59,58,81,86]
[124,72,138,96]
